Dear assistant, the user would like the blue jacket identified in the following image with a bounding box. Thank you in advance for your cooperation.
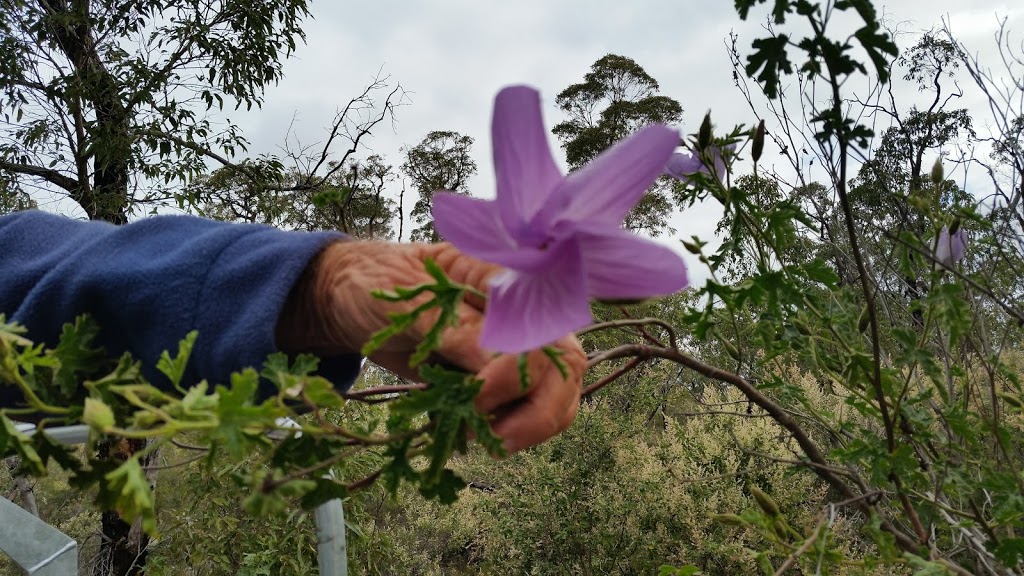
[0,211,362,407]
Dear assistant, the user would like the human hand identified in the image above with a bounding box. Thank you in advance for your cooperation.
[276,240,584,454]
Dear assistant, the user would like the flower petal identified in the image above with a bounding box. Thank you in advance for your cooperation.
[547,124,679,227]
[935,227,952,267]
[950,229,967,263]
[665,151,703,181]
[480,238,592,353]
[492,86,564,239]
[576,225,688,299]
[432,192,552,270]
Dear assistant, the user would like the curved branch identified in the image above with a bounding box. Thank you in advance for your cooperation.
[0,160,80,191]
[587,343,921,554]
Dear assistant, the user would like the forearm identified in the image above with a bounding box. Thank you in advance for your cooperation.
[0,211,361,407]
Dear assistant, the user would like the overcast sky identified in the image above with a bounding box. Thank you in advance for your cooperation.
[218,0,1019,278]
[35,1,1017,275]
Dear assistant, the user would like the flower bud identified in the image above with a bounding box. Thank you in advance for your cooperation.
[596,298,649,306]
[930,158,944,185]
[858,307,870,333]
[718,336,741,362]
[793,319,811,336]
[681,239,702,255]
[750,486,780,516]
[949,217,961,234]
[712,513,747,526]
[998,392,1023,410]
[698,111,713,150]
[751,119,766,163]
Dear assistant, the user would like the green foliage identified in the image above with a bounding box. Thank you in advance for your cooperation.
[0,261,503,549]
[0,0,310,221]
[197,154,399,239]
[350,379,880,575]
[4,2,1024,575]
[401,131,477,242]
[736,0,898,100]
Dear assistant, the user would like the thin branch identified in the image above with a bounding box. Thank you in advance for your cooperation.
[577,317,679,350]
[773,512,829,576]
[0,160,80,191]
[581,357,643,398]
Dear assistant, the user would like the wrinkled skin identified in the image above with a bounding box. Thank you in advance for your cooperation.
[276,240,584,454]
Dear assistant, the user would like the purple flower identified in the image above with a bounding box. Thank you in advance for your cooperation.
[665,145,729,184]
[431,86,688,353]
[935,226,967,269]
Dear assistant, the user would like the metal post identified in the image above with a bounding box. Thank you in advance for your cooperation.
[273,417,348,576]
[0,495,77,575]
[3,422,348,575]
[314,497,348,576]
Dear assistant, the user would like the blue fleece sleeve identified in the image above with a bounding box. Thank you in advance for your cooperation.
[0,211,362,407]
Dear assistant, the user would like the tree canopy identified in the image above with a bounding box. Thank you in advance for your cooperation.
[0,0,310,222]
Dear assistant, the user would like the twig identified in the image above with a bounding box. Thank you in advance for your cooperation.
[578,317,679,350]
[169,439,209,452]
[143,453,205,472]
[774,512,829,576]
[581,357,643,398]
[343,383,427,401]
[346,469,382,492]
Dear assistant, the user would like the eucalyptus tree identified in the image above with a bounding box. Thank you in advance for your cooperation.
[197,154,399,239]
[552,54,683,235]
[401,130,477,242]
[0,0,310,223]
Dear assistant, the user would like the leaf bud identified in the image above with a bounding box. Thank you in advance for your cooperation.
[596,298,649,306]
[751,119,766,163]
[793,319,811,336]
[721,337,742,362]
[698,110,713,150]
[998,392,1023,410]
[681,239,702,254]
[83,397,115,432]
[772,517,791,540]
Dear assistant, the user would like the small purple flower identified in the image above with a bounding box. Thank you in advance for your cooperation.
[665,145,729,185]
[935,226,967,269]
[431,86,688,353]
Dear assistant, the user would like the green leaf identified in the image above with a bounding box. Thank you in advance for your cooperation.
[542,346,569,379]
[50,315,107,399]
[211,368,284,458]
[104,459,157,535]
[361,258,466,368]
[156,330,197,392]
[0,414,44,475]
[299,476,348,509]
[992,537,1024,567]
[745,34,793,99]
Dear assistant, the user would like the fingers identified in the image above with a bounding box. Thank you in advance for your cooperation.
[421,243,504,312]
[320,240,586,454]
[474,335,585,454]
[489,371,581,453]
